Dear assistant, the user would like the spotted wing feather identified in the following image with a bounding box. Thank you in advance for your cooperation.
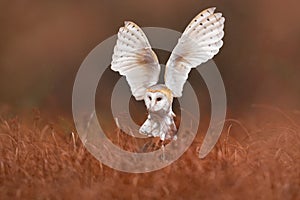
[165,7,225,97]
[111,21,161,100]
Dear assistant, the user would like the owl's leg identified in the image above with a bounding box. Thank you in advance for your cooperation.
[166,119,177,140]
[160,112,177,141]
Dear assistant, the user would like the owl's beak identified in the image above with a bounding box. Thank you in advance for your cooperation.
[149,101,156,110]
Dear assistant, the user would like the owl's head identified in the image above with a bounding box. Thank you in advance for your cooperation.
[144,84,173,112]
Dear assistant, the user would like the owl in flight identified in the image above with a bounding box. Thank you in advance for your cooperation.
[111,7,225,141]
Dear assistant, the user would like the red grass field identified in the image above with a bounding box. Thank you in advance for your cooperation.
[1,106,299,199]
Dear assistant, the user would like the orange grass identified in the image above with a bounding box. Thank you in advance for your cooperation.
[0,108,300,199]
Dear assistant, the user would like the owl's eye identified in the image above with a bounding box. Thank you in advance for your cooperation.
[156,97,162,102]
[148,96,152,101]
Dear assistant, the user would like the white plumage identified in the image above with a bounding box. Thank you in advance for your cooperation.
[165,7,225,97]
[111,21,161,100]
[111,7,225,140]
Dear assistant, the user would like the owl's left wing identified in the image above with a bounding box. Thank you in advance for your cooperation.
[165,7,225,97]
[111,21,161,101]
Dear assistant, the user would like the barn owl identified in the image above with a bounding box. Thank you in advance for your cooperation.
[111,7,225,141]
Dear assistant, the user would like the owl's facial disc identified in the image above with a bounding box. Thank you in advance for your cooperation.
[144,92,170,112]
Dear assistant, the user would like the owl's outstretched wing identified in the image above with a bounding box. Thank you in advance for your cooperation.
[165,7,225,97]
[111,21,161,101]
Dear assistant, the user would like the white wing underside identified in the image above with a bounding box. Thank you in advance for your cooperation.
[111,7,225,99]
[111,21,161,100]
[165,7,225,97]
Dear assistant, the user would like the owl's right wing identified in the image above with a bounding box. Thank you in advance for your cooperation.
[111,21,161,101]
[165,7,225,97]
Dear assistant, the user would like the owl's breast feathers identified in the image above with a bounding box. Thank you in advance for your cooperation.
[140,105,177,140]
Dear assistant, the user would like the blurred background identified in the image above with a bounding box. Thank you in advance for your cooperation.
[0,0,299,117]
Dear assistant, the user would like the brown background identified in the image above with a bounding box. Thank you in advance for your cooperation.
[1,0,299,115]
